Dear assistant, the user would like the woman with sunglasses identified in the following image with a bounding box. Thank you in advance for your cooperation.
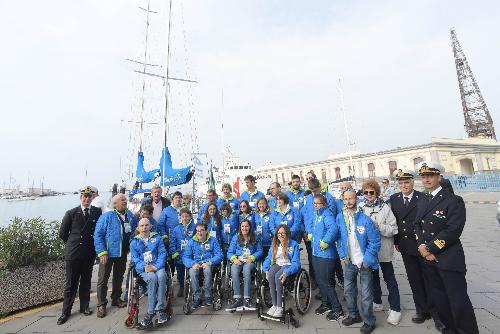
[271,192,302,243]
[201,202,222,243]
[360,179,401,326]
[254,197,274,257]
[262,224,300,318]
[238,200,255,230]
[225,219,263,312]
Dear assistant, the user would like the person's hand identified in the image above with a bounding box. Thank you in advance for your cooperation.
[172,252,180,260]
[418,244,430,258]
[202,262,210,269]
[395,245,400,252]
[192,263,201,270]
[99,254,108,265]
[425,254,437,262]
[279,272,287,283]
[233,259,242,266]
[149,265,157,272]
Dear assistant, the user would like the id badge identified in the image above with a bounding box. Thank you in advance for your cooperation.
[293,201,299,208]
[181,239,187,250]
[281,221,287,225]
[210,230,217,238]
[143,250,152,263]
[256,224,262,235]
[250,201,256,208]
[224,224,231,234]
[124,223,131,233]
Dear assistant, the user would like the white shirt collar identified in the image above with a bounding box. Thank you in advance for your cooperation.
[430,186,442,197]
[402,191,414,202]
[81,205,90,212]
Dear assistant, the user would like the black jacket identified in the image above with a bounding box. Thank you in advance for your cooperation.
[440,178,454,194]
[59,205,102,260]
[414,189,467,273]
[390,190,423,256]
[140,196,170,210]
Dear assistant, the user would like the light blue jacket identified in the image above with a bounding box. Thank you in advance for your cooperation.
[335,209,381,269]
[182,235,223,268]
[94,210,138,258]
[305,207,339,259]
[158,205,182,239]
[302,192,338,236]
[271,205,302,242]
[227,234,263,263]
[169,221,196,264]
[254,210,274,247]
[130,232,166,273]
[262,239,301,277]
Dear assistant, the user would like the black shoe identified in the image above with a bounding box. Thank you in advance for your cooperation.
[315,304,331,315]
[57,313,69,325]
[243,298,256,311]
[411,312,431,324]
[205,297,213,307]
[193,299,202,309]
[225,298,242,311]
[360,323,376,334]
[342,315,363,326]
[434,318,447,332]
[138,313,154,329]
[79,307,92,316]
[326,310,345,322]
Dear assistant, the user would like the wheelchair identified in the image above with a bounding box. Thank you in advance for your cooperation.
[225,260,263,312]
[124,262,174,329]
[182,264,223,314]
[256,267,312,328]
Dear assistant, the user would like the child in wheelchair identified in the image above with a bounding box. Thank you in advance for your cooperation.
[262,224,301,318]
[225,219,263,311]
[130,218,168,327]
[182,222,223,309]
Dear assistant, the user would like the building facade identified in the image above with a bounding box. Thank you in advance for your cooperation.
[254,137,500,185]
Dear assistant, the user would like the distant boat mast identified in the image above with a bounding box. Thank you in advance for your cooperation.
[338,77,356,183]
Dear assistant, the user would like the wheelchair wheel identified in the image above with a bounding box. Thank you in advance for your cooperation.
[165,264,174,318]
[125,275,140,328]
[260,279,273,308]
[223,262,232,300]
[213,268,223,311]
[294,269,311,315]
[183,274,192,315]
[126,268,134,314]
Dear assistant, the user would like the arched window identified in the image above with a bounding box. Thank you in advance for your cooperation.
[413,157,424,166]
[368,163,375,177]
[335,167,341,180]
[388,161,397,176]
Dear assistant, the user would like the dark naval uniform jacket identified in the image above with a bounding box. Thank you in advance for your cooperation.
[59,205,102,260]
[414,189,467,273]
[390,190,423,256]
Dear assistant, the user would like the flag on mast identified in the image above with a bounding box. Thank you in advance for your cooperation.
[208,161,216,191]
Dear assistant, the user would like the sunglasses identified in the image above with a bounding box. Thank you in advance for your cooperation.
[363,191,376,195]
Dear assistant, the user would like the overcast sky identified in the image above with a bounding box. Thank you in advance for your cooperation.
[1,0,499,192]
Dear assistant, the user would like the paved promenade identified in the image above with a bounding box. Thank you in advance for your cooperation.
[1,203,500,334]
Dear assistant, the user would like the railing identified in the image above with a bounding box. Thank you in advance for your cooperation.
[448,174,500,192]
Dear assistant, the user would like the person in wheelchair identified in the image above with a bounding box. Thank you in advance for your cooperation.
[225,219,263,311]
[130,218,168,327]
[262,224,301,318]
[182,222,223,309]
[169,208,196,298]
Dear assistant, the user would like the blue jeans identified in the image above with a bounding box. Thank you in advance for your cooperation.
[344,263,375,326]
[312,256,342,312]
[176,263,185,289]
[140,268,167,315]
[373,261,401,312]
[267,264,289,307]
[189,265,213,301]
[231,262,255,298]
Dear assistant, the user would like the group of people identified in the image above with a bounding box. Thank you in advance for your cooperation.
[57,163,478,334]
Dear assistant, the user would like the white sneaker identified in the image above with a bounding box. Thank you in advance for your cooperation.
[373,303,384,312]
[273,307,283,318]
[267,306,276,316]
[387,310,402,326]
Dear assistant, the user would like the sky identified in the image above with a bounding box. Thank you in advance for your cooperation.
[1,0,499,192]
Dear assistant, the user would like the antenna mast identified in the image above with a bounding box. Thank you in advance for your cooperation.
[221,88,225,182]
[450,28,496,139]
[338,77,355,181]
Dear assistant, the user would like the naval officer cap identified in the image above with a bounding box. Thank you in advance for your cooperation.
[415,161,445,176]
[80,186,95,195]
[90,186,98,193]
[393,169,415,180]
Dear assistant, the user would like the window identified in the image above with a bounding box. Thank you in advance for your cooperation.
[368,163,375,177]
[321,168,327,182]
[388,161,397,176]
[335,167,341,180]
[413,157,423,166]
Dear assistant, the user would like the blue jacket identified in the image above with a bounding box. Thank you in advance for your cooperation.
[130,232,167,273]
[196,202,209,224]
[240,190,265,210]
[220,213,240,247]
[268,196,278,211]
[335,199,344,214]
[169,221,196,264]
[285,188,306,211]
[201,216,222,243]
[254,210,274,247]
[271,205,302,242]
[239,212,256,231]
[182,235,223,268]
[227,234,263,263]
[262,239,301,277]
[336,209,381,269]
[217,196,240,215]
[305,207,339,259]
[158,205,182,239]
[94,210,138,258]
[302,192,338,236]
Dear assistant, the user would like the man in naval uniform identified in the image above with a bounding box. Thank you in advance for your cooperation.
[414,162,478,334]
[57,186,102,325]
[389,170,443,330]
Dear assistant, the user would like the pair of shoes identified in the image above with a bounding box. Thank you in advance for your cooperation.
[177,288,184,298]
[139,313,154,328]
[205,297,213,307]
[226,298,242,311]
[193,299,203,309]
[96,305,106,318]
[342,315,363,326]
[387,310,402,326]
[372,302,384,312]
[111,299,127,308]
[360,323,376,334]
[411,312,431,323]
[157,311,168,324]
[57,313,69,325]
[79,306,92,316]
[326,310,345,322]
[267,305,276,316]
[315,304,331,315]
[243,298,256,311]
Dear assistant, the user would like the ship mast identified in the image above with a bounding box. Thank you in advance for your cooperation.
[338,77,356,183]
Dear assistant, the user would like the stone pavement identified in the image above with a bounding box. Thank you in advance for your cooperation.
[1,203,500,334]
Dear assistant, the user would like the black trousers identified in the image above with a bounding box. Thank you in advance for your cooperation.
[62,257,95,315]
[401,253,434,315]
[422,262,479,334]
[96,253,127,306]
[304,240,315,281]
